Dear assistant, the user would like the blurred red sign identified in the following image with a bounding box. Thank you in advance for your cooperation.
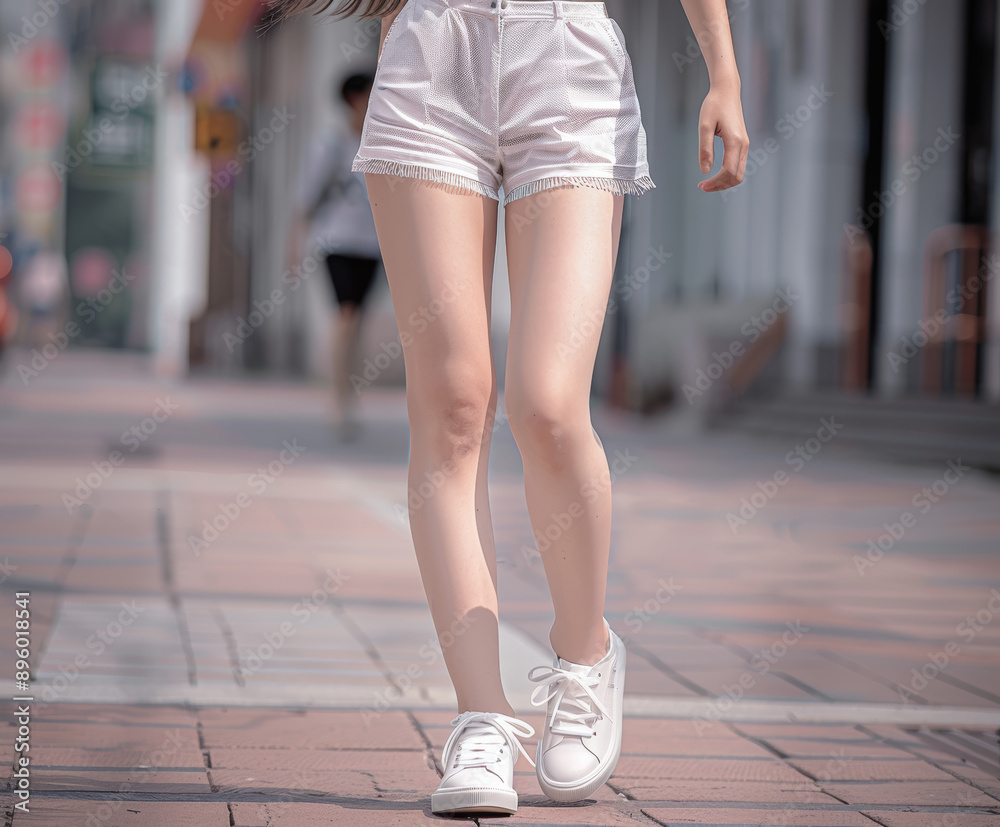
[22,39,66,89]
[16,102,65,150]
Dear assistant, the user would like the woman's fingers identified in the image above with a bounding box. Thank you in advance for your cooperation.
[736,134,749,183]
[698,126,749,192]
[699,119,717,174]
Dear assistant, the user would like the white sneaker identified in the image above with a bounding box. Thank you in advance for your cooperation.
[430,710,536,815]
[528,618,626,802]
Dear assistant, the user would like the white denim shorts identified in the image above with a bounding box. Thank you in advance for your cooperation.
[351,0,655,205]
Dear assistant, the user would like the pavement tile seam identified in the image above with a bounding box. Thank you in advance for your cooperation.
[853,724,1000,796]
[725,725,803,762]
[935,674,1000,707]
[625,643,715,697]
[831,661,998,711]
[193,720,217,798]
[405,709,445,780]
[722,727,919,797]
[923,764,1000,795]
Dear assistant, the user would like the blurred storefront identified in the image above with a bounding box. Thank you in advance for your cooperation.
[610,0,1000,410]
[2,0,998,423]
[0,0,215,376]
[0,0,160,355]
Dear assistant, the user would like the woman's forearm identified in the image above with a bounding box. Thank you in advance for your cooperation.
[677,0,741,88]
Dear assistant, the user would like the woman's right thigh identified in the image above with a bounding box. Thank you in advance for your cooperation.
[364,174,499,448]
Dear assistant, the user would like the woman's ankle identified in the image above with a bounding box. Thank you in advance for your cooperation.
[549,619,609,666]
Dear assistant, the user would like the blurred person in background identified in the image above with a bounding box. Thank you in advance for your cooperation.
[273,0,747,816]
[288,71,383,441]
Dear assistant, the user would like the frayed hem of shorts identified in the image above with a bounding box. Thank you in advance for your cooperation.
[352,157,500,201]
[502,174,656,205]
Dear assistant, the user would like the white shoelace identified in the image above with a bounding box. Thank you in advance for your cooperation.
[528,665,613,738]
[443,710,537,771]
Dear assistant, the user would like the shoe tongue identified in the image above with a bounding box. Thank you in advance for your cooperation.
[462,721,504,743]
[557,657,595,675]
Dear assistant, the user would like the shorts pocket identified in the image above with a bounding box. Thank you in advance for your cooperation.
[602,18,626,59]
[377,10,405,65]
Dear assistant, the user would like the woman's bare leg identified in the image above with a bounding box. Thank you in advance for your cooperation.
[365,174,513,717]
[503,186,625,667]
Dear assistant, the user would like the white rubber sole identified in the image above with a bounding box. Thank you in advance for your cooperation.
[430,785,518,815]
[535,734,622,802]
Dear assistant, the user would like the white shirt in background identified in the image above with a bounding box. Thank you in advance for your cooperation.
[295,127,382,261]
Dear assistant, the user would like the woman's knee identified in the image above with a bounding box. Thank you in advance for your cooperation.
[410,375,495,461]
[506,385,587,469]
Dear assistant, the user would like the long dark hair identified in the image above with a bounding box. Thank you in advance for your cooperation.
[265,0,406,21]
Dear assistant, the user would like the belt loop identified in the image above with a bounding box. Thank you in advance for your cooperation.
[553,1,563,19]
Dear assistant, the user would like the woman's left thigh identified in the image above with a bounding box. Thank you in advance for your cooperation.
[503,186,625,416]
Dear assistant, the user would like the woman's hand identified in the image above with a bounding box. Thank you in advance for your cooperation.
[676,0,748,193]
[697,81,749,193]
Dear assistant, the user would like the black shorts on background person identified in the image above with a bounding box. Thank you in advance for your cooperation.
[325,252,380,309]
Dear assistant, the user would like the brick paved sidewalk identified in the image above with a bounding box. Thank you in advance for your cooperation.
[1,351,998,826]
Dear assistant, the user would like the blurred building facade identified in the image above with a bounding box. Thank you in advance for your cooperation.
[613,0,1000,410]
[0,0,163,355]
[1,0,998,414]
